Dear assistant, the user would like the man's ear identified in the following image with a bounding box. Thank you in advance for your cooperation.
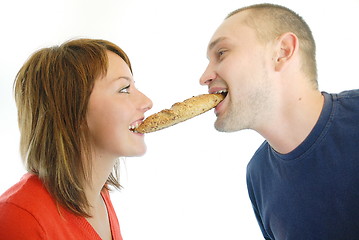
[274,32,298,72]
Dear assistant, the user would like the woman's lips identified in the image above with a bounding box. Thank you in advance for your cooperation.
[129,119,144,132]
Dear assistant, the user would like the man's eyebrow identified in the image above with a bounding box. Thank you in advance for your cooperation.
[208,37,227,51]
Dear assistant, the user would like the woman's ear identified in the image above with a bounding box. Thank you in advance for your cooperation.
[274,32,298,72]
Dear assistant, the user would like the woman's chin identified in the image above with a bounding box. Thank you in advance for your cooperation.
[129,145,147,157]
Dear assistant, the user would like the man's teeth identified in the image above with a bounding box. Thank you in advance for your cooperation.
[214,90,228,95]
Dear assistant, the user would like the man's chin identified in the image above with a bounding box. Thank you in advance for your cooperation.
[214,120,230,132]
[214,118,241,133]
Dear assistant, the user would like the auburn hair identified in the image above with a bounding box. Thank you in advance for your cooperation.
[14,38,131,217]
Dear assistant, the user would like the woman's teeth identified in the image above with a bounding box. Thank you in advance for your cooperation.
[129,122,140,132]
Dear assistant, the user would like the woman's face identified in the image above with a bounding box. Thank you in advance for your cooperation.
[87,51,153,160]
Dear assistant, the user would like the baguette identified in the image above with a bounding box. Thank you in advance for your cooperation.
[134,93,225,133]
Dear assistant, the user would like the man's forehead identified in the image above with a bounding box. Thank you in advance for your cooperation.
[208,36,227,51]
[209,12,253,46]
[207,21,230,49]
[207,19,239,50]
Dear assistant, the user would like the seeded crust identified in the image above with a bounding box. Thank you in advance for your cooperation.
[134,93,225,133]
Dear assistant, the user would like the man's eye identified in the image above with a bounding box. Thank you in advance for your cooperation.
[218,49,226,57]
[119,85,130,94]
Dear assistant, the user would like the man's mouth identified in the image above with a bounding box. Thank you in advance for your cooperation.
[212,90,228,115]
[213,89,228,98]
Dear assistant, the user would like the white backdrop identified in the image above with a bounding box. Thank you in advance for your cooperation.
[1,0,358,239]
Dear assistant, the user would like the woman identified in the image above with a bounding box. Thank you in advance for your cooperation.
[0,38,152,239]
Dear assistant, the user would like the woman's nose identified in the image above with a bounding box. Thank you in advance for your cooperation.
[139,91,153,112]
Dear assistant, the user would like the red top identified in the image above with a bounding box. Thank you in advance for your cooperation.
[0,173,123,240]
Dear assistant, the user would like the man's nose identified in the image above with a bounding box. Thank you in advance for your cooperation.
[199,64,217,86]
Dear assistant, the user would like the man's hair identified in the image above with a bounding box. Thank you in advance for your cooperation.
[227,3,318,88]
[14,38,131,217]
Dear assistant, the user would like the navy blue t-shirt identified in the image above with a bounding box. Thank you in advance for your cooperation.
[247,90,359,240]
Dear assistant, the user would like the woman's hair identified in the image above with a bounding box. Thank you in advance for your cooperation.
[14,38,131,217]
[227,3,318,89]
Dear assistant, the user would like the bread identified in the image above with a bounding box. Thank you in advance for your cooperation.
[134,93,225,133]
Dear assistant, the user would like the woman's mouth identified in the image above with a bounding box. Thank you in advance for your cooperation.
[129,120,143,133]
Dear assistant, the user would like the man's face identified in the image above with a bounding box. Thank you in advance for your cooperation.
[200,12,275,132]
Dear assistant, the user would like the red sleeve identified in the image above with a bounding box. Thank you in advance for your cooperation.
[0,202,45,240]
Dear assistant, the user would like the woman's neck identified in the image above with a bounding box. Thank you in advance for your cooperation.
[85,152,117,208]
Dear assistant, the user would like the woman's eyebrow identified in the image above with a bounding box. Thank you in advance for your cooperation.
[112,76,132,83]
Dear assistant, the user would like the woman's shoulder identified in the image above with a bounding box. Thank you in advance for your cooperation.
[0,173,103,239]
[0,173,52,238]
[0,173,57,216]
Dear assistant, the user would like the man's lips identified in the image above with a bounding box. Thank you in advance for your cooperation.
[209,87,228,95]
[213,91,228,115]
[214,97,225,115]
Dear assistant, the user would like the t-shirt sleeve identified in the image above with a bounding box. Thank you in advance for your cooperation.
[252,202,271,240]
[0,202,45,239]
[247,170,271,240]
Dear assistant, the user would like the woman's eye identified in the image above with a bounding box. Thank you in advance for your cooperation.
[119,85,130,94]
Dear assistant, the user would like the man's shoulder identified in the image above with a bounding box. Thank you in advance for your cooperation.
[337,88,359,97]
[329,89,359,102]
[247,141,269,173]
[325,89,359,123]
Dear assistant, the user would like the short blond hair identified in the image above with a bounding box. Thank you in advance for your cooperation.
[227,3,318,89]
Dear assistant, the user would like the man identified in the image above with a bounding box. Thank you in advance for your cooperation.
[200,3,359,240]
